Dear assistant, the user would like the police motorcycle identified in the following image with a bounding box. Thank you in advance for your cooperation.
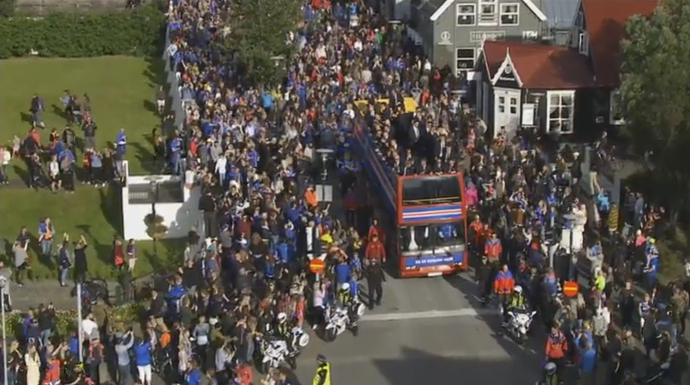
[500,286,537,345]
[324,283,366,342]
[284,326,311,368]
[258,338,289,374]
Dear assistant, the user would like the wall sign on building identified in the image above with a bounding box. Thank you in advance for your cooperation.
[522,31,538,41]
[470,31,506,43]
[439,31,451,45]
[494,62,519,89]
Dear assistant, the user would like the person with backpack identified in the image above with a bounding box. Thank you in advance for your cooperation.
[134,337,153,385]
[87,338,104,382]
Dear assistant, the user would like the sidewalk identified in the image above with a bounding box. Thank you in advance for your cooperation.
[10,280,120,311]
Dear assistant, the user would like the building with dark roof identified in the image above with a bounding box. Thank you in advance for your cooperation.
[472,0,659,138]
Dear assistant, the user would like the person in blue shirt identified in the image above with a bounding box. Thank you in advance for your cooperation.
[115,129,127,155]
[644,239,660,291]
[578,339,597,384]
[170,136,182,175]
[134,338,153,385]
[334,258,351,286]
[185,360,202,385]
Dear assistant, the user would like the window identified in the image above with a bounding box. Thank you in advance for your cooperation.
[578,32,589,55]
[455,48,475,76]
[575,11,584,29]
[399,221,466,255]
[547,91,575,133]
[510,97,517,114]
[500,3,519,26]
[478,0,498,25]
[456,4,476,26]
[610,89,625,124]
[498,96,505,113]
[401,176,461,206]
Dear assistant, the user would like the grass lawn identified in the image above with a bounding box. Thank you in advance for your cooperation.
[0,56,185,280]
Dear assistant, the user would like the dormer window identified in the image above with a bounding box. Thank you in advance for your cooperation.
[578,32,589,56]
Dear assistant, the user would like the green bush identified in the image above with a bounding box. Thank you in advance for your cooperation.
[0,0,15,18]
[0,4,165,59]
[655,240,687,285]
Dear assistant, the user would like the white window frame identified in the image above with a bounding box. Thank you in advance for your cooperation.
[478,0,498,26]
[578,32,589,55]
[455,48,476,76]
[456,3,476,26]
[546,91,575,134]
[609,89,625,125]
[499,3,519,26]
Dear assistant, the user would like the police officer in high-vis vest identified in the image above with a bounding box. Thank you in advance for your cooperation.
[312,354,331,385]
[538,362,558,385]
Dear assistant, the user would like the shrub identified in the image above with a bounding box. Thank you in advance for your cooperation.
[0,0,15,18]
[0,4,165,59]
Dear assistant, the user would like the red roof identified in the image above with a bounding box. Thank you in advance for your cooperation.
[482,41,594,89]
[583,0,658,87]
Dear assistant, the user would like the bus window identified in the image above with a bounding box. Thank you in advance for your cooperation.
[434,222,466,250]
[400,223,464,254]
[402,176,461,205]
[399,225,430,251]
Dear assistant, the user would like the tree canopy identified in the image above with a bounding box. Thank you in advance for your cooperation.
[225,0,302,86]
[620,0,690,214]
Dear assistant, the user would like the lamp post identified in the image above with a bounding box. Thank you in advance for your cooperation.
[0,276,8,385]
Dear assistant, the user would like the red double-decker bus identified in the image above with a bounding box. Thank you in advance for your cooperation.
[351,121,469,277]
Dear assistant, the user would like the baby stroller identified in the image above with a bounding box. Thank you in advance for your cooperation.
[29,156,48,189]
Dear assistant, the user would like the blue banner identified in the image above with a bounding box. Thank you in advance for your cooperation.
[404,252,464,267]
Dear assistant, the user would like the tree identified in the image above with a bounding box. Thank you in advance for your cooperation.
[225,0,301,86]
[620,0,690,220]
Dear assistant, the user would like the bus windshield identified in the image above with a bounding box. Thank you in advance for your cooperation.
[401,175,461,206]
[399,221,466,256]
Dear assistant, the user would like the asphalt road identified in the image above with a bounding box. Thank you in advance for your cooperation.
[282,272,543,385]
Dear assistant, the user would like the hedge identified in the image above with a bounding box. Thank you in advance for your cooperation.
[4,303,144,340]
[0,4,166,59]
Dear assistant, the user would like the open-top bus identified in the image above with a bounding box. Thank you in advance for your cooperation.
[350,115,468,277]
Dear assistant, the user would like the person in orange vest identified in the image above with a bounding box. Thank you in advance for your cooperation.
[469,216,483,248]
[484,233,502,264]
[365,233,386,262]
[43,342,68,385]
[368,218,383,243]
[493,264,515,323]
[304,185,318,209]
[545,323,568,380]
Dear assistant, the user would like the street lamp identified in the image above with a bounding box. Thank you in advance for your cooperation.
[0,276,8,385]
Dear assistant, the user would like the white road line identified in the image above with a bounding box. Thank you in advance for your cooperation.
[361,308,501,322]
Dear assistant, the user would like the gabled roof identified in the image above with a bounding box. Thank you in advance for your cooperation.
[430,0,546,21]
[482,41,595,89]
[582,0,658,87]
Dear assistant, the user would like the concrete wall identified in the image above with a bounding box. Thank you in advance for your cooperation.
[121,161,203,241]
[16,0,128,16]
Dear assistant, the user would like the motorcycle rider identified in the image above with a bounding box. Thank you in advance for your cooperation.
[538,362,558,385]
[337,282,359,334]
[337,282,354,308]
[312,354,331,385]
[275,312,291,342]
[503,284,529,328]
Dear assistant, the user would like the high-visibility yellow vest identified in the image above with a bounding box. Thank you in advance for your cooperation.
[312,363,331,385]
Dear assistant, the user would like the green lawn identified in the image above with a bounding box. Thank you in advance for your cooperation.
[0,56,185,280]
[0,56,164,176]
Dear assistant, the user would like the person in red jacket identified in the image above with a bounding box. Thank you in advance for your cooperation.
[484,233,502,264]
[493,264,515,319]
[365,233,386,262]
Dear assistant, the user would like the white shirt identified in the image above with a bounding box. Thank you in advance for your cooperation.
[215,156,227,175]
[49,161,59,177]
[82,318,98,339]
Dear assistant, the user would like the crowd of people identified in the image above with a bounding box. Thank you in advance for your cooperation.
[0,92,129,191]
[2,0,690,384]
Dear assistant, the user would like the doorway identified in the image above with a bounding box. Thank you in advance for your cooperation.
[493,88,521,140]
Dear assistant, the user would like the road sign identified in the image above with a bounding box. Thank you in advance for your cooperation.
[309,259,325,274]
[563,281,579,297]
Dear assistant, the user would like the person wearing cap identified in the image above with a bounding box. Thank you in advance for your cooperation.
[312,354,331,385]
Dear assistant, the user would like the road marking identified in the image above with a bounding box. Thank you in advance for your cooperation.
[361,308,501,322]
